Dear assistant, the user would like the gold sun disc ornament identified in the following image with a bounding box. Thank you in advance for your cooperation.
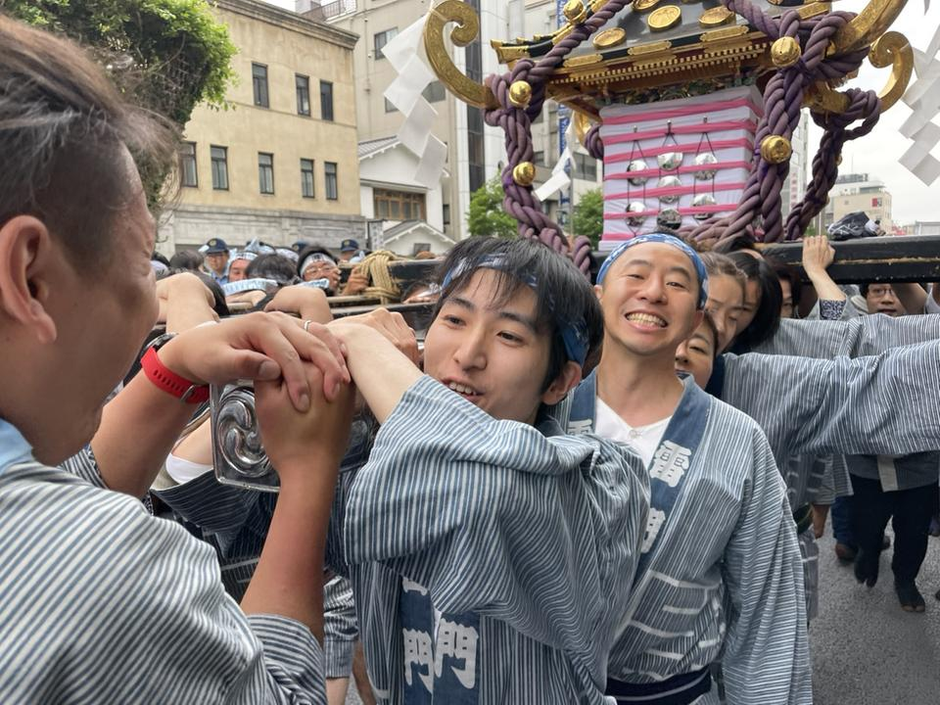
[698,6,734,27]
[593,27,627,49]
[648,5,682,31]
[633,0,662,12]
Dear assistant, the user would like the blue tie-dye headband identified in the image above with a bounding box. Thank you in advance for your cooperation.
[596,233,709,309]
[441,254,590,366]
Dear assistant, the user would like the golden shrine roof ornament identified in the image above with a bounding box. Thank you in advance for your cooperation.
[424,0,915,259]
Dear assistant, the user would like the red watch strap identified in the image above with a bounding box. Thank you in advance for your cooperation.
[140,346,210,404]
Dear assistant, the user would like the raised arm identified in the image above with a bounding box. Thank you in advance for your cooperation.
[722,341,940,463]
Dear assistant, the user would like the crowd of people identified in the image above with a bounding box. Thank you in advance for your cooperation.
[2,15,940,705]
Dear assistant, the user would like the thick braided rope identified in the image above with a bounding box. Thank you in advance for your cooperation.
[356,250,401,304]
[690,3,876,244]
[784,90,880,239]
[482,0,631,273]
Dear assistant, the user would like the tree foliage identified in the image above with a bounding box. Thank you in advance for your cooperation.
[572,187,603,248]
[467,175,518,239]
[3,0,237,126]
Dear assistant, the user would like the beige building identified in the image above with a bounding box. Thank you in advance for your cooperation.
[159,0,364,254]
[317,0,600,240]
[822,173,894,234]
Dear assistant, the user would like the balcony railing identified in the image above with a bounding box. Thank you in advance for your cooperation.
[305,0,355,20]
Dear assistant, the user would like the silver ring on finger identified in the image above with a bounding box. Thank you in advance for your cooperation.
[303,319,313,332]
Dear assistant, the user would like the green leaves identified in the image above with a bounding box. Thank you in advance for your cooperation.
[572,187,603,248]
[467,175,518,239]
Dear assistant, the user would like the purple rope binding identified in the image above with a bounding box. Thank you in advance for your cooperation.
[483,0,631,274]
[686,0,881,245]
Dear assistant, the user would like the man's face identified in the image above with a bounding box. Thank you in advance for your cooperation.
[675,322,716,389]
[779,277,794,319]
[339,250,354,262]
[303,261,341,290]
[43,147,159,462]
[704,273,743,353]
[866,284,904,317]
[423,270,555,424]
[595,243,702,360]
[228,258,249,282]
[205,251,229,276]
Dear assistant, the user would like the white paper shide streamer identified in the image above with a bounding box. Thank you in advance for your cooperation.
[382,16,447,189]
[899,23,940,185]
[534,120,575,201]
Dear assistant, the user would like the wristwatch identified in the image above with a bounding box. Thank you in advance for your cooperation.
[140,333,210,404]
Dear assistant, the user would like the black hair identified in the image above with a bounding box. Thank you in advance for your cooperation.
[765,256,801,310]
[727,251,782,352]
[432,237,603,391]
[151,251,170,267]
[169,249,204,272]
[712,234,759,256]
[247,254,299,286]
[699,310,721,360]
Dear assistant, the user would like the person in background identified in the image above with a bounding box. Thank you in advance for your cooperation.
[169,248,204,272]
[204,237,230,285]
[338,238,363,263]
[227,251,257,283]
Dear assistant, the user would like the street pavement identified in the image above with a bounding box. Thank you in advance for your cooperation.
[811,526,940,704]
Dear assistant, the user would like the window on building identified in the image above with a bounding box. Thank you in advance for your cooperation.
[573,152,597,181]
[179,142,197,187]
[442,203,451,225]
[252,63,269,108]
[422,81,446,103]
[210,146,229,190]
[320,80,334,121]
[258,152,275,194]
[374,28,398,59]
[374,189,426,221]
[325,161,338,200]
[533,150,545,166]
[384,97,398,113]
[300,158,315,198]
[296,74,311,116]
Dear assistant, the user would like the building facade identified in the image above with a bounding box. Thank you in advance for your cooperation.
[822,172,894,234]
[159,0,364,254]
[318,0,600,241]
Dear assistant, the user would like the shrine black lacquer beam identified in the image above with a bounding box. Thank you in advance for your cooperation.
[760,235,940,285]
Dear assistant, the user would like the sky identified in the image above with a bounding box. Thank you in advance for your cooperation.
[263,0,939,223]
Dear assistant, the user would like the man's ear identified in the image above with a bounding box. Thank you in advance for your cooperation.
[691,308,705,332]
[0,215,58,344]
[541,360,583,406]
[594,283,603,301]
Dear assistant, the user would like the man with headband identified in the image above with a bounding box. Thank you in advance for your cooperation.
[550,233,811,704]
[162,236,651,703]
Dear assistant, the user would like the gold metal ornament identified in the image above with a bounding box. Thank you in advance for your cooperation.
[806,30,913,115]
[633,0,661,12]
[573,110,595,145]
[698,6,735,27]
[509,80,532,108]
[648,5,682,31]
[563,0,588,23]
[760,136,792,164]
[423,1,498,109]
[771,37,802,67]
[593,27,627,49]
[513,161,536,186]
[830,0,909,55]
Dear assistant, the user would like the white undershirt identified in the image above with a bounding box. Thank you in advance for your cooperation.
[164,454,213,485]
[595,396,671,467]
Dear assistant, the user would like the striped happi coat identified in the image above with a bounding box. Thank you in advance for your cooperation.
[551,375,811,705]
[0,448,327,704]
[330,375,650,704]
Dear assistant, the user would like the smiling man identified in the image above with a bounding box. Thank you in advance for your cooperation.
[549,233,810,705]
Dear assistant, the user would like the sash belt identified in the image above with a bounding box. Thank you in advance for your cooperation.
[607,667,711,704]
